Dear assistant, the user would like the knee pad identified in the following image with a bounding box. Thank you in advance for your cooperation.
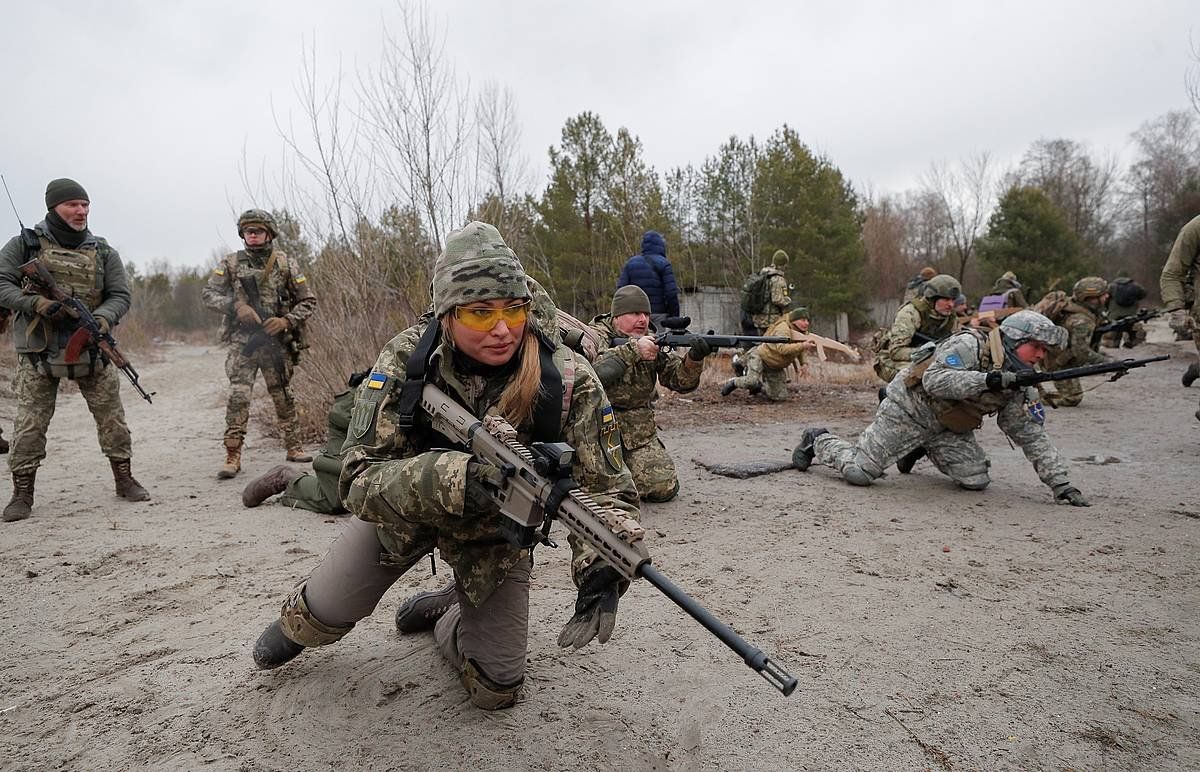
[278,583,354,647]
[955,475,990,491]
[842,465,875,487]
[461,658,523,711]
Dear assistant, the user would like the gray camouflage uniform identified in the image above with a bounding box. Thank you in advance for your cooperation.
[814,328,1073,498]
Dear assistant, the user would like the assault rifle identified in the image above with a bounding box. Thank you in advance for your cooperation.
[238,275,288,377]
[614,316,789,350]
[419,381,798,697]
[1017,354,1169,387]
[20,258,154,403]
[1091,309,1161,347]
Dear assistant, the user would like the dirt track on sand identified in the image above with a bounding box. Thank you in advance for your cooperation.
[1,326,1197,771]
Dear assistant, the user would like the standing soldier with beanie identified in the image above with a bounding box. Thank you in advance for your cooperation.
[202,209,317,478]
[0,178,149,522]
[588,285,712,502]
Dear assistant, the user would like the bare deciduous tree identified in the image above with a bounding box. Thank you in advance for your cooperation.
[1008,138,1121,250]
[920,153,995,281]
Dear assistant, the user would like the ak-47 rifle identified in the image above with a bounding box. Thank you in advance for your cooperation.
[419,381,798,697]
[238,275,288,378]
[613,316,790,350]
[1091,309,1161,347]
[1017,354,1169,387]
[19,258,154,403]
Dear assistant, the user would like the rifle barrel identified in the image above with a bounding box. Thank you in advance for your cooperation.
[639,563,798,696]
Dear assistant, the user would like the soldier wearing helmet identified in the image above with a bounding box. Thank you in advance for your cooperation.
[1160,214,1200,411]
[794,310,1089,507]
[873,273,961,383]
[1037,276,1111,408]
[201,208,317,478]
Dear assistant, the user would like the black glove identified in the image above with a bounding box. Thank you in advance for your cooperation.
[464,460,504,513]
[687,338,713,361]
[984,370,1019,392]
[557,564,622,649]
[1054,486,1091,507]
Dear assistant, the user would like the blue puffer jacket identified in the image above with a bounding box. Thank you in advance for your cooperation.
[616,231,680,317]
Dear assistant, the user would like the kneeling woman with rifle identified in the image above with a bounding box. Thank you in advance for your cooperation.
[250,222,645,709]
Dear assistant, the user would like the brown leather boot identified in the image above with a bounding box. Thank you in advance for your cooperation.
[242,464,303,508]
[3,470,35,522]
[218,439,243,479]
[286,446,313,463]
[110,458,150,501]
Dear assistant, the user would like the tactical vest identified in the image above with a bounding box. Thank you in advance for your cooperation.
[23,236,105,378]
[904,328,1008,433]
[220,248,307,360]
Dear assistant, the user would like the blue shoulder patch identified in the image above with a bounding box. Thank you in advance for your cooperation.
[1027,400,1046,425]
[945,353,964,368]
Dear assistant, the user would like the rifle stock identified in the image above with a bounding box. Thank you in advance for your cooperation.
[419,382,798,696]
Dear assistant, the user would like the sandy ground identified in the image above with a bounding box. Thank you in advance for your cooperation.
[1,327,1197,771]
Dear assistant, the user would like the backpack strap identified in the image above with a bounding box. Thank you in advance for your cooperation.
[987,328,1005,371]
[531,328,564,442]
[396,321,442,429]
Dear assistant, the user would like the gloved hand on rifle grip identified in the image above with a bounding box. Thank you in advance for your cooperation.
[464,459,504,514]
[34,297,71,321]
[235,302,262,326]
[984,370,1020,392]
[687,337,713,361]
[1169,309,1192,331]
[96,317,110,334]
[262,316,290,336]
[557,564,623,649]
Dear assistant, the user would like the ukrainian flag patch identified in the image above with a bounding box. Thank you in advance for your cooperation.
[295,274,307,284]
[367,372,388,390]
[214,267,225,276]
[600,405,614,426]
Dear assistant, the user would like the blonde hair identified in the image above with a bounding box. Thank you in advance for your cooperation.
[441,317,544,428]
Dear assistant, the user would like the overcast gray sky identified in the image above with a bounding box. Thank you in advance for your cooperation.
[2,0,1195,269]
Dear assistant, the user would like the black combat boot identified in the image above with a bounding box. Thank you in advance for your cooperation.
[1182,364,1199,388]
[719,380,736,397]
[896,446,927,474]
[110,458,150,501]
[877,386,887,403]
[395,583,458,634]
[3,471,35,522]
[0,431,8,454]
[253,620,306,670]
[792,428,828,472]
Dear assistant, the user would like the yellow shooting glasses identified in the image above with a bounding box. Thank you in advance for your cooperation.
[453,300,531,332]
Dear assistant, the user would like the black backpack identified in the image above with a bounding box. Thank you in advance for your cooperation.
[1111,279,1142,308]
[740,271,772,315]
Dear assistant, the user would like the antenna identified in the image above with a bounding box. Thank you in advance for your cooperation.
[1,174,24,229]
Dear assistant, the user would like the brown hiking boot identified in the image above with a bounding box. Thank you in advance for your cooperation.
[395,583,458,634]
[285,446,313,463]
[242,464,303,508]
[3,471,35,522]
[110,458,150,501]
[218,439,243,479]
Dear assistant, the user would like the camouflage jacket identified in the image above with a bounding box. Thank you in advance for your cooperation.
[339,319,640,606]
[1161,214,1200,314]
[0,221,131,355]
[903,328,1069,491]
[875,298,959,380]
[200,247,316,346]
[588,314,701,449]
[756,316,807,370]
[1043,301,1108,370]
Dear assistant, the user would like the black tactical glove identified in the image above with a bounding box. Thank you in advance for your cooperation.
[984,370,1019,392]
[1054,486,1091,507]
[464,460,504,513]
[687,338,714,361]
[557,564,622,649]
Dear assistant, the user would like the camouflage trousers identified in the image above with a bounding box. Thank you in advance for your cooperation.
[223,346,299,447]
[8,357,133,474]
[280,472,345,515]
[616,408,679,502]
[1041,378,1083,408]
[812,392,991,490]
[1100,325,1146,349]
[731,349,790,401]
[282,517,531,699]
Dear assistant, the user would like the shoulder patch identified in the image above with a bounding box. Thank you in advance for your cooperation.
[294,274,307,284]
[945,352,964,368]
[213,267,225,276]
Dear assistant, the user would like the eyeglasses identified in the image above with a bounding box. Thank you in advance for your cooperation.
[453,300,530,331]
[242,227,269,236]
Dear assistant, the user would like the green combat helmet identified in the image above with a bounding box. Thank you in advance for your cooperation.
[922,274,962,301]
[1072,276,1108,303]
[999,309,1068,349]
[237,209,279,238]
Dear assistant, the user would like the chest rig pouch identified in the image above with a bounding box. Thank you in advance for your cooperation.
[23,236,104,378]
